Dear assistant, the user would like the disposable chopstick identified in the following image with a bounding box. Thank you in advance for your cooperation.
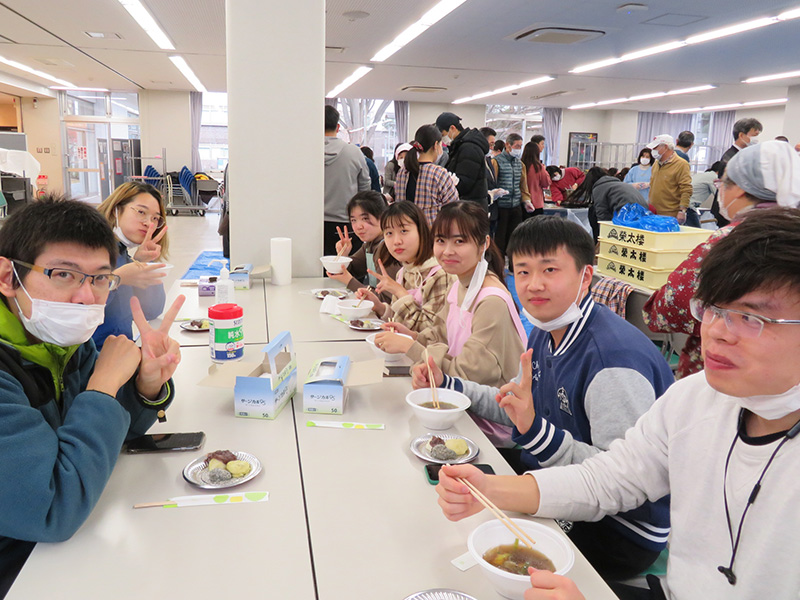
[456,477,536,549]
[355,286,371,308]
[133,491,269,509]
[424,347,440,409]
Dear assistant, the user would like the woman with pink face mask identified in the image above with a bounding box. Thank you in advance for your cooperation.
[375,202,525,388]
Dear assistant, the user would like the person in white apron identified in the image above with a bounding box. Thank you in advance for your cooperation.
[356,202,452,332]
[325,191,399,299]
[376,202,526,393]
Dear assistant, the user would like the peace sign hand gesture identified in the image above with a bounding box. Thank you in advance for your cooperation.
[495,349,535,434]
[132,294,185,400]
[133,222,167,263]
[367,259,407,299]
[334,225,353,257]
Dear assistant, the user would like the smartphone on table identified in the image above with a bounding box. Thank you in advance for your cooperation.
[424,463,495,485]
[124,432,206,453]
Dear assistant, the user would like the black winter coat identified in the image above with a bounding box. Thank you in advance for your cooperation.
[445,128,490,209]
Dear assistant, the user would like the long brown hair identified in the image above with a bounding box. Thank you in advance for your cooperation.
[431,202,505,282]
[97,182,169,258]
[376,202,432,267]
[521,141,543,173]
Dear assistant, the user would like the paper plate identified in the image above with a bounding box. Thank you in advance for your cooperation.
[348,318,385,331]
[313,288,349,300]
[180,319,210,332]
[182,451,262,490]
[410,433,479,465]
[404,591,478,600]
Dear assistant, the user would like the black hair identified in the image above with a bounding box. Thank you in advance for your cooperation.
[775,135,790,142]
[696,207,800,306]
[677,130,695,148]
[546,165,562,179]
[479,127,497,139]
[0,193,118,288]
[387,142,404,169]
[568,166,608,203]
[617,167,630,181]
[431,202,505,282]
[347,190,386,221]
[706,160,725,178]
[521,140,543,173]
[606,167,619,177]
[531,134,545,145]
[507,215,595,271]
[493,140,505,153]
[324,105,339,132]
[359,146,374,161]
[732,117,762,142]
[404,124,442,178]
[377,201,433,266]
[506,133,523,147]
[637,147,654,166]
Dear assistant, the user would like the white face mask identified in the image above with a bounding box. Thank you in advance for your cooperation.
[524,266,587,332]
[510,148,522,159]
[113,209,139,249]
[552,174,562,181]
[745,136,759,147]
[441,134,451,146]
[12,270,105,346]
[651,149,661,161]
[640,157,651,166]
[715,377,800,421]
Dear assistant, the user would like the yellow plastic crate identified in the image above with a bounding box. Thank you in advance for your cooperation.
[598,238,690,271]
[597,255,671,290]
[598,221,711,251]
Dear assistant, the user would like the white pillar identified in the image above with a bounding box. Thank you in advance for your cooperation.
[783,85,800,146]
[226,0,324,276]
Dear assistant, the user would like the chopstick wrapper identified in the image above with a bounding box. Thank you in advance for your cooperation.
[270,237,292,286]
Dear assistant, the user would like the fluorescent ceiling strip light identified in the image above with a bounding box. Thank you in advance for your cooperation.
[452,76,553,104]
[743,69,800,83]
[118,0,175,50]
[0,54,75,87]
[371,0,467,62]
[326,66,372,98]
[569,84,715,109]
[570,6,800,74]
[169,55,206,92]
[669,98,788,114]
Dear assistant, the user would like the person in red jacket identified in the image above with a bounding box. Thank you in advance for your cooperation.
[546,166,585,205]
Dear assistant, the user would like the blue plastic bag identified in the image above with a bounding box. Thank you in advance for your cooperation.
[612,203,680,232]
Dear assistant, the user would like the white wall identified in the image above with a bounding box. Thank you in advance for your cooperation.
[407,101,486,140]
[784,86,800,146]
[138,90,192,172]
[558,110,608,166]
[19,96,63,192]
[734,105,787,141]
[602,110,639,144]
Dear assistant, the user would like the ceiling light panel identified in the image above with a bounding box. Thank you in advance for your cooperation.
[169,55,206,92]
[743,70,800,84]
[569,85,715,109]
[0,54,75,87]
[326,66,372,98]
[371,0,467,62]
[669,98,788,114]
[452,76,553,104]
[118,0,175,50]
[570,6,800,74]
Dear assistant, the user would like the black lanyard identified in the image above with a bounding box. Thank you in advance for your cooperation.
[718,410,800,585]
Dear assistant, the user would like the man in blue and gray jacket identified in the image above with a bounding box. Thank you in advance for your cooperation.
[414,216,674,581]
[0,197,183,596]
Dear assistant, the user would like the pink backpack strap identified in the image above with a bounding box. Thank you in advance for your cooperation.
[472,287,527,344]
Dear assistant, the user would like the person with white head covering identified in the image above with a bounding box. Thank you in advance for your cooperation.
[643,140,800,378]
[383,142,413,199]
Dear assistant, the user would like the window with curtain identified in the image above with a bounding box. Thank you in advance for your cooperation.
[199,92,228,173]
[334,98,396,170]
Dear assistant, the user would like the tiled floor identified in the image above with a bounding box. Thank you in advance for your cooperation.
[161,210,224,289]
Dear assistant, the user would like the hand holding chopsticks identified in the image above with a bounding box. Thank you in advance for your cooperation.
[355,286,371,308]
[456,477,536,549]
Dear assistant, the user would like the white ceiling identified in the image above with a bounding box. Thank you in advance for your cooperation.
[0,0,797,112]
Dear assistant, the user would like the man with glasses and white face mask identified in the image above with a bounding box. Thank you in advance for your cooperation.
[416,216,674,582]
[0,196,184,596]
[436,208,800,600]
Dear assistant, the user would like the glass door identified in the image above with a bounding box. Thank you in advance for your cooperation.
[64,121,108,204]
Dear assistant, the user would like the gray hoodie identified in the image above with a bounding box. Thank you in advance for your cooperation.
[324,136,371,222]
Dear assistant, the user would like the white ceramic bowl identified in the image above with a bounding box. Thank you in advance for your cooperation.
[468,518,575,600]
[337,298,373,319]
[320,255,353,274]
[366,332,412,362]
[405,388,470,430]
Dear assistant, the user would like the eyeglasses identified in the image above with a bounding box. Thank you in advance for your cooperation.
[13,260,121,293]
[127,205,165,229]
[690,298,800,338]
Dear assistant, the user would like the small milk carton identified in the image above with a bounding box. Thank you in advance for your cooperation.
[303,356,384,415]
[229,263,253,290]
[199,331,297,420]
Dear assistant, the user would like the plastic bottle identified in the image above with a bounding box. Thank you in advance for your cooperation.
[209,303,244,362]
[215,267,235,304]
